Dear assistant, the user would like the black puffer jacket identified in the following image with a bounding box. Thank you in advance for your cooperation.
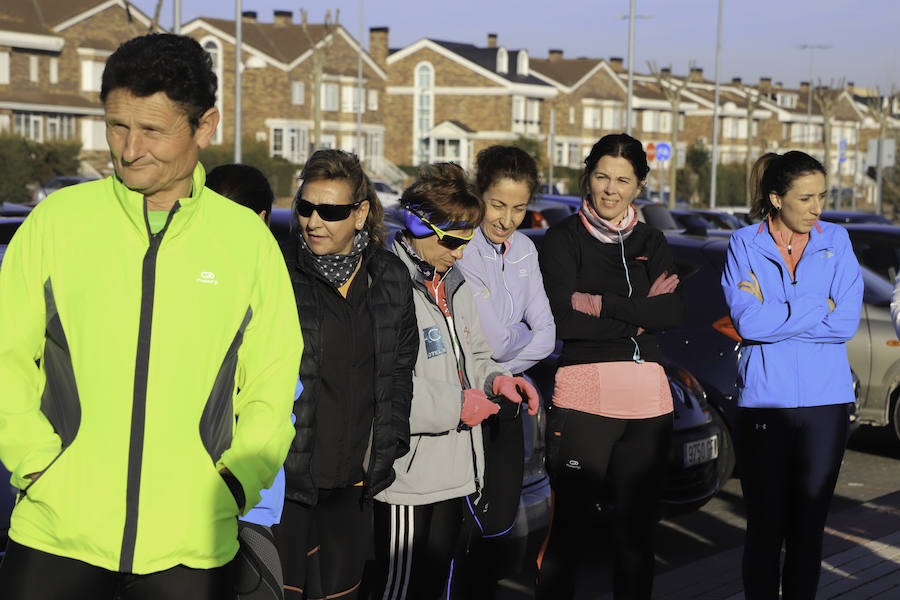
[281,236,417,506]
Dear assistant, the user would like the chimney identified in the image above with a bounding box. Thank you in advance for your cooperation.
[369,27,389,69]
[775,81,783,89]
[846,81,855,95]
[549,49,563,62]
[487,33,497,48]
[273,10,292,26]
[242,10,257,22]
[800,81,810,94]
[731,77,742,85]
[689,66,704,82]
[759,76,772,91]
[660,66,671,77]
[609,56,624,71]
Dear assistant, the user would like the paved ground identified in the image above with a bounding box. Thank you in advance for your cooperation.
[497,424,900,599]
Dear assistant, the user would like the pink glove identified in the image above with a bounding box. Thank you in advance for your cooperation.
[648,271,679,297]
[492,375,540,416]
[461,389,500,427]
[571,292,602,317]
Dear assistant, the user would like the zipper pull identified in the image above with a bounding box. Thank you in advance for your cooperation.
[787,243,792,255]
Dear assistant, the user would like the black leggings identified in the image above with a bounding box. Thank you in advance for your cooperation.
[536,408,672,600]
[738,404,850,600]
[370,498,464,600]
[0,540,231,600]
[273,487,371,600]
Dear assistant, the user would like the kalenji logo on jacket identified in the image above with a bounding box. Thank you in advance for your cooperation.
[196,271,219,286]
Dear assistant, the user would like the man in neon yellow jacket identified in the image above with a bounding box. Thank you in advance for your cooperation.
[0,34,302,598]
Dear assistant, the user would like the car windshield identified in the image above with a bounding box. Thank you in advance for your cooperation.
[862,264,893,307]
[640,204,680,230]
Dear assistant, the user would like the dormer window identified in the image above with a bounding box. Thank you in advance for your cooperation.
[516,50,528,76]
[496,47,508,74]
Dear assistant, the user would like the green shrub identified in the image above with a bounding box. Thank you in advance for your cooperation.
[0,135,81,204]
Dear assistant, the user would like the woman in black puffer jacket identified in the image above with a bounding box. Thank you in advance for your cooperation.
[274,150,418,600]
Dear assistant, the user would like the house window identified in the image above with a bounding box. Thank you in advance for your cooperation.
[29,56,39,82]
[513,96,525,133]
[202,38,224,144]
[49,57,58,84]
[14,112,43,142]
[341,86,365,113]
[723,117,736,139]
[525,99,540,134]
[434,139,461,162]
[322,83,339,111]
[319,134,337,149]
[568,143,580,166]
[790,123,804,142]
[46,114,75,140]
[413,63,434,165]
[554,142,565,165]
[569,107,575,125]
[272,128,284,155]
[583,107,601,130]
[496,47,508,74]
[0,52,9,85]
[642,110,660,133]
[602,107,623,130]
[368,89,378,111]
[516,50,529,77]
[659,111,672,134]
[291,81,305,105]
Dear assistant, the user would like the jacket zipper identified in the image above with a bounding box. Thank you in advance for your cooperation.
[119,204,178,573]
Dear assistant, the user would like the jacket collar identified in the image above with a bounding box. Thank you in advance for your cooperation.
[752,218,826,260]
[112,162,207,241]
[391,233,465,299]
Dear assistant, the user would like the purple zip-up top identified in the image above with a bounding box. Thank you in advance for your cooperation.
[457,227,556,374]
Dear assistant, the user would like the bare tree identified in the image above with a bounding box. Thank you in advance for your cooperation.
[148,0,164,32]
[301,9,339,151]
[648,61,690,208]
[862,86,898,215]
[121,1,141,36]
[813,77,846,202]
[741,83,765,206]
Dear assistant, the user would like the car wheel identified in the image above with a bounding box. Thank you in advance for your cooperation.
[892,393,900,444]
[710,406,735,483]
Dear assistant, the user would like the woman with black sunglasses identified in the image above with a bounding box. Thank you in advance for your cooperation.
[273,149,418,600]
[368,163,538,600]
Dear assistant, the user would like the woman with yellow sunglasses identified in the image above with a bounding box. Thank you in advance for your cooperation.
[368,162,539,600]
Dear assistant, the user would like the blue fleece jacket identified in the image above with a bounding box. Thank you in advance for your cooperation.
[721,220,863,409]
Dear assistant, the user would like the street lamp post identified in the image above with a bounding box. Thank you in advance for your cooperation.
[356,0,364,161]
[795,43,831,154]
[617,3,652,135]
[234,0,242,163]
[709,0,723,208]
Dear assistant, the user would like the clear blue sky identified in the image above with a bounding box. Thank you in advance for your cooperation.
[132,0,899,91]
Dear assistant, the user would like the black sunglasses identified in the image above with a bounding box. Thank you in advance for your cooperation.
[296,199,363,222]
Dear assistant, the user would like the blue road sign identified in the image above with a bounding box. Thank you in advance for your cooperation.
[839,140,848,163]
[656,142,672,162]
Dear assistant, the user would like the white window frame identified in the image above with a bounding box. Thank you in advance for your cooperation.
[322,83,339,111]
[516,50,529,77]
[513,96,525,133]
[368,89,378,111]
[525,98,540,134]
[0,52,9,85]
[29,56,39,82]
[413,62,434,165]
[201,37,224,144]
[496,47,508,74]
[14,112,43,142]
[569,106,575,125]
[49,57,58,85]
[291,81,305,105]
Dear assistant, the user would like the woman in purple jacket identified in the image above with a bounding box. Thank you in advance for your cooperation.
[455,146,555,598]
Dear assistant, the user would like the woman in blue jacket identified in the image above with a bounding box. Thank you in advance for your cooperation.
[721,151,863,600]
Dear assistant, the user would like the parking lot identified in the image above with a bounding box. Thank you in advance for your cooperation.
[497,424,900,599]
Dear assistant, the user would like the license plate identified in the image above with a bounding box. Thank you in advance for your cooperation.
[684,435,719,467]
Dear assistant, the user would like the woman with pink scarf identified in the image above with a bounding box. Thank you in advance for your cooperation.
[536,134,684,600]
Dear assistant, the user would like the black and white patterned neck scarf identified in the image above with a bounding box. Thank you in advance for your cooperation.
[299,230,369,287]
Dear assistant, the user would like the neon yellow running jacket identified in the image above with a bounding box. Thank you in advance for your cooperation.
[0,163,302,574]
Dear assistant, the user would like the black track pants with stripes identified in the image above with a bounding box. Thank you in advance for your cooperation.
[369,498,464,600]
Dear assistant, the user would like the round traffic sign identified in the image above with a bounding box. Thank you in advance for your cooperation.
[646,142,656,161]
[656,142,672,162]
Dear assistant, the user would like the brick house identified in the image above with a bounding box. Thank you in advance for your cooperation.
[0,0,160,171]
[381,31,556,171]
[182,10,388,174]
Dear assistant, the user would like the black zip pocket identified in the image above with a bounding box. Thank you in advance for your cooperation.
[20,448,66,497]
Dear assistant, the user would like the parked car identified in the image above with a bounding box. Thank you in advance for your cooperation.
[31,175,98,205]
[842,223,900,283]
[820,210,893,226]
[372,179,401,208]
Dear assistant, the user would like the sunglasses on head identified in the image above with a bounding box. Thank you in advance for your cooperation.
[404,208,474,251]
[295,198,363,222]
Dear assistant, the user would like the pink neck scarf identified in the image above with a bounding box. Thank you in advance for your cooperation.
[579,197,639,243]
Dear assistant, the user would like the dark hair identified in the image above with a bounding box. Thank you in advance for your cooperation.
[206,164,274,221]
[401,163,484,231]
[750,150,826,219]
[296,149,384,246]
[101,34,217,131]
[580,133,650,200]
[474,145,539,200]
